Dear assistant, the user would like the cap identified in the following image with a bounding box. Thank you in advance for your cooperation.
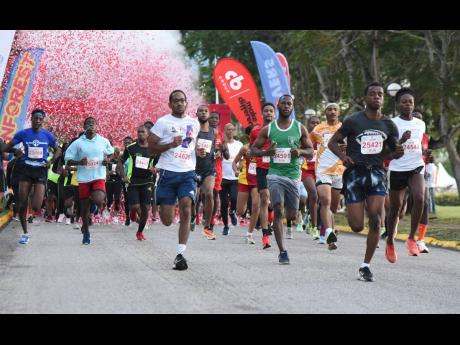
[325,102,339,110]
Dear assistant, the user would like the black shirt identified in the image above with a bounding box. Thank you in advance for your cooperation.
[338,111,399,167]
[196,128,216,173]
[121,143,154,185]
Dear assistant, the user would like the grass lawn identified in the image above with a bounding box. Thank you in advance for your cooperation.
[334,205,460,242]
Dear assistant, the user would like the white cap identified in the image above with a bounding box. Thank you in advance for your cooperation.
[325,102,339,110]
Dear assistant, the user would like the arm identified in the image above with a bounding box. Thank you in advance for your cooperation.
[249,126,275,157]
[291,125,314,160]
[117,148,130,183]
[232,145,248,177]
[147,132,182,156]
[328,131,355,168]
[65,141,87,166]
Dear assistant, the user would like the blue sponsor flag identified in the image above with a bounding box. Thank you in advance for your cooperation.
[250,41,294,118]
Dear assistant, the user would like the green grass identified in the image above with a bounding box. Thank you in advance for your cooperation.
[334,205,460,242]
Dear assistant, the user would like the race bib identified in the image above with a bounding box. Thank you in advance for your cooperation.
[87,158,99,169]
[28,147,43,159]
[111,164,117,172]
[361,135,383,154]
[135,156,150,170]
[197,138,212,153]
[173,147,192,163]
[273,148,291,163]
[248,162,257,175]
[403,139,421,153]
[323,133,333,145]
[262,156,270,163]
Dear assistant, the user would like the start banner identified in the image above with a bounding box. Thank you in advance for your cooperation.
[213,57,263,128]
[0,30,15,90]
[0,48,44,142]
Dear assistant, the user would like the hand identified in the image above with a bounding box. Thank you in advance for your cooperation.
[79,157,88,166]
[400,130,411,144]
[233,169,240,177]
[264,142,277,156]
[122,176,130,183]
[61,169,69,177]
[170,136,183,148]
[241,145,249,156]
[425,149,433,161]
[394,144,405,159]
[102,158,110,166]
[197,147,206,158]
[342,155,355,168]
[290,148,301,158]
[215,151,222,159]
[339,143,347,154]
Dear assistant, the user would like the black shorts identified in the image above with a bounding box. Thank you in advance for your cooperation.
[389,166,425,191]
[128,184,153,205]
[47,181,58,196]
[63,185,76,200]
[256,167,268,191]
[19,164,48,185]
[196,169,216,188]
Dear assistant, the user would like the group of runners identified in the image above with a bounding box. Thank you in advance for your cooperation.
[2,82,435,281]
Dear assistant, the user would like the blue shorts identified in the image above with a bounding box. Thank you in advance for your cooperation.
[155,169,197,205]
[342,165,387,204]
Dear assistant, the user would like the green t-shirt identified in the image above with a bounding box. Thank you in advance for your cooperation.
[268,119,302,180]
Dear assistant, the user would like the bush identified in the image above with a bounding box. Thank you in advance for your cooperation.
[435,192,460,206]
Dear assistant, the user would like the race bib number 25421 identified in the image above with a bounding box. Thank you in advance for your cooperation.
[361,135,383,155]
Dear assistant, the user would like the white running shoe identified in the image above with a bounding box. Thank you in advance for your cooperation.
[417,240,429,253]
[65,218,71,225]
[318,235,326,244]
[286,227,293,239]
[246,234,255,244]
[57,214,65,223]
[102,209,110,220]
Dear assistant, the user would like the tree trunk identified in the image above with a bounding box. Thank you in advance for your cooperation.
[313,64,330,102]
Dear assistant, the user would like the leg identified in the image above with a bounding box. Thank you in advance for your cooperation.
[200,175,215,228]
[304,176,318,228]
[236,189,249,217]
[247,187,260,234]
[387,190,406,245]
[317,184,333,229]
[17,181,33,234]
[272,204,285,251]
[219,180,230,227]
[407,174,425,239]
[259,188,270,230]
[106,182,114,210]
[178,196,192,244]
[363,195,385,264]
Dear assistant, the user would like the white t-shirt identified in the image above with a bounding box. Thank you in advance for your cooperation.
[151,114,200,172]
[389,116,426,172]
[425,163,437,188]
[222,140,243,180]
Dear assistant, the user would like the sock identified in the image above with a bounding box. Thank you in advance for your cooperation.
[246,231,252,237]
[360,263,370,268]
[138,222,145,233]
[320,226,326,237]
[177,244,186,255]
[325,227,333,235]
[262,228,269,236]
[380,226,386,236]
[418,223,428,241]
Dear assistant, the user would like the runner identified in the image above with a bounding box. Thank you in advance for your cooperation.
[220,122,243,235]
[147,90,200,271]
[310,103,346,250]
[233,125,260,245]
[118,125,155,241]
[251,95,314,264]
[328,82,403,281]
[301,115,320,240]
[386,89,431,262]
[248,102,275,249]
[106,147,123,215]
[1,109,61,244]
[64,117,114,245]
[121,136,134,226]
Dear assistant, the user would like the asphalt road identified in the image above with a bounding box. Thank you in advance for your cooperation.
[0,219,459,313]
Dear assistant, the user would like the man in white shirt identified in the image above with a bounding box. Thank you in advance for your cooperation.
[147,90,200,271]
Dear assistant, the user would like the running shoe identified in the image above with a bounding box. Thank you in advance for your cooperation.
[27,215,34,224]
[262,234,271,249]
[65,218,71,225]
[416,240,429,254]
[203,227,216,240]
[358,266,374,282]
[406,238,420,256]
[246,233,255,244]
[310,227,320,240]
[328,242,338,250]
[286,227,293,239]
[230,212,238,226]
[57,214,65,223]
[19,234,30,245]
[45,215,53,223]
[222,226,229,236]
[325,228,337,244]
[278,250,290,265]
[173,254,188,270]
[318,235,326,244]
[385,242,397,263]
[82,232,91,245]
[296,223,303,232]
[136,231,146,241]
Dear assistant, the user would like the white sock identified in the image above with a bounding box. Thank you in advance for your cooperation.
[246,232,252,237]
[177,244,186,255]
[360,263,370,268]
[326,227,333,234]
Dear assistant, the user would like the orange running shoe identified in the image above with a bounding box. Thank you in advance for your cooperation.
[385,242,397,263]
[203,227,216,240]
[406,238,420,256]
[136,231,146,241]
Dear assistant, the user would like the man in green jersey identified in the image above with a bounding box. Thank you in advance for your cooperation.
[118,125,155,241]
[251,95,314,264]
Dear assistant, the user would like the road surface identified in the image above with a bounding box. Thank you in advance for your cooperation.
[0,219,459,313]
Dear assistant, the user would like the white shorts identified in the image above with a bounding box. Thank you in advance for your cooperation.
[316,173,343,190]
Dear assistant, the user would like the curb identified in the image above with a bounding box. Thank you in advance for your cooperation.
[0,210,13,231]
[335,225,460,251]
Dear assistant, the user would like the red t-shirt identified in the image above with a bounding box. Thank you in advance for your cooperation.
[249,124,270,170]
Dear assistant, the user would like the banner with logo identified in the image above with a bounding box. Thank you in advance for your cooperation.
[0,30,15,90]
[0,48,44,142]
[276,52,290,88]
[250,41,294,117]
[213,57,263,128]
